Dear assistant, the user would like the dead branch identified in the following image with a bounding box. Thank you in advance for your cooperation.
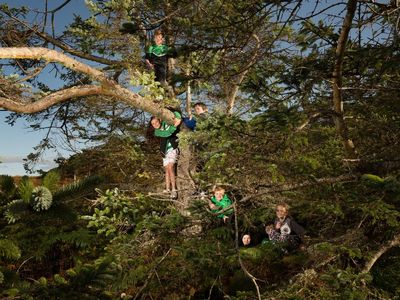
[233,202,262,300]
[362,233,400,274]
[133,248,172,300]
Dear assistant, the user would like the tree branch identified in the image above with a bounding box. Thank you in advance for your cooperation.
[5,13,120,66]
[0,85,102,113]
[331,0,358,157]
[362,233,400,274]
[0,47,176,123]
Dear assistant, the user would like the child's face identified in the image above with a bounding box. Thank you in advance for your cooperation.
[242,234,251,246]
[214,190,224,201]
[154,34,164,45]
[194,105,205,115]
[276,205,288,219]
[151,118,161,129]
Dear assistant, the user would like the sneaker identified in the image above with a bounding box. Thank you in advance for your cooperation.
[162,189,171,194]
[170,190,178,199]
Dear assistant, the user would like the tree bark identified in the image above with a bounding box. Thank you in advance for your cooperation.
[331,0,358,158]
[0,47,176,124]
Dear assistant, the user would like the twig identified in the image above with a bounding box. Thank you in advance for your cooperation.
[233,201,262,300]
[133,248,172,300]
[16,256,34,273]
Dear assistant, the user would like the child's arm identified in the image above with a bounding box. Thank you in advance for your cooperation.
[145,46,154,69]
[154,126,176,137]
[154,112,181,137]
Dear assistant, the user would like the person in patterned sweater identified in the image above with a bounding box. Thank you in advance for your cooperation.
[265,203,305,251]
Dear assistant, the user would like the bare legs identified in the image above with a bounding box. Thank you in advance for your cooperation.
[164,163,176,192]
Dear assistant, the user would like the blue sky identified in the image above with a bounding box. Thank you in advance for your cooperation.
[0,0,90,176]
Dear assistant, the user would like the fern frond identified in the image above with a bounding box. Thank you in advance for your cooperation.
[0,239,21,260]
[53,229,94,248]
[42,170,60,193]
[68,256,116,290]
[53,176,103,202]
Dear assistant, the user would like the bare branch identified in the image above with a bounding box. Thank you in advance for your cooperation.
[0,85,102,113]
[331,0,358,157]
[362,233,400,274]
[0,47,176,123]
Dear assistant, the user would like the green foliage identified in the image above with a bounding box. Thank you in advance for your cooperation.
[4,199,29,223]
[17,176,34,203]
[82,188,137,237]
[0,175,16,203]
[42,170,61,193]
[52,175,103,202]
[361,174,385,188]
[0,239,21,260]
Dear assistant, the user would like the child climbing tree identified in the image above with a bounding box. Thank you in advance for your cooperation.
[145,29,177,87]
[150,111,182,199]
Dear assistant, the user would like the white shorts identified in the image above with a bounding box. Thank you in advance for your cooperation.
[163,148,178,167]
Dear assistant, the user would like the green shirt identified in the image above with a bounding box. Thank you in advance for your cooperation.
[211,194,233,218]
[154,111,182,153]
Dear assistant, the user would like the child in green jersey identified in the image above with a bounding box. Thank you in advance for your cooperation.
[145,30,176,85]
[150,111,182,198]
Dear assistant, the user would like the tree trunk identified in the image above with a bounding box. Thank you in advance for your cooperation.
[331,0,358,158]
[176,129,196,213]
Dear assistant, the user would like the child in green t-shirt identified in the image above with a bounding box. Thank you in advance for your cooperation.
[150,111,182,198]
[209,186,233,223]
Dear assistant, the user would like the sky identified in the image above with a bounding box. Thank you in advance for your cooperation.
[0,0,90,176]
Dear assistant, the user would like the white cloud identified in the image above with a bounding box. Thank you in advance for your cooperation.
[0,155,54,164]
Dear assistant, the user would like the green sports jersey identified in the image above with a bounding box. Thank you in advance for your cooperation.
[147,44,170,57]
[211,194,233,218]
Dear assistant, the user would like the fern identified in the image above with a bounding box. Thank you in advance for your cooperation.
[42,170,61,193]
[31,186,53,211]
[51,229,94,248]
[0,239,21,260]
